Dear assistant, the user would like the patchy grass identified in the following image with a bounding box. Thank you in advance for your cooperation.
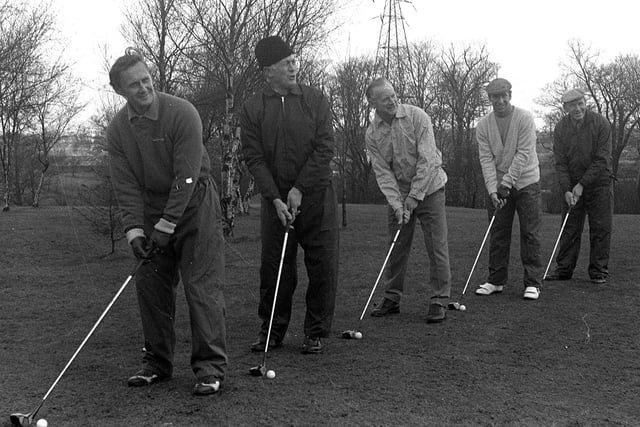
[1,205,639,426]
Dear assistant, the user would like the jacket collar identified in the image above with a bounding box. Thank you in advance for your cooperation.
[263,83,303,97]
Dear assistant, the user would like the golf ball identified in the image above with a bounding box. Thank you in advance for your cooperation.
[354,331,363,339]
[266,369,276,379]
[36,419,48,427]
[459,304,466,311]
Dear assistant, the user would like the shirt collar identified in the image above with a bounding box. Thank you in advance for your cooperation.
[127,92,159,121]
[374,103,407,126]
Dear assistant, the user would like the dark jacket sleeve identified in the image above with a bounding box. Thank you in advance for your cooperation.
[579,115,612,188]
[553,121,572,192]
[240,97,281,202]
[294,90,335,193]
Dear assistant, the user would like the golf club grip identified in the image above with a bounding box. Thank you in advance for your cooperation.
[543,207,572,279]
[358,226,402,321]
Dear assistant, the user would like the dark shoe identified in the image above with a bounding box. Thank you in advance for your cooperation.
[544,273,571,281]
[591,277,607,284]
[370,298,400,317]
[301,336,323,354]
[193,375,221,396]
[127,369,167,387]
[250,337,282,353]
[426,302,446,323]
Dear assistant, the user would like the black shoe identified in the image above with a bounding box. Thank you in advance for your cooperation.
[426,302,446,323]
[591,277,607,284]
[301,336,323,354]
[250,337,282,353]
[127,369,167,387]
[193,375,221,396]
[370,298,400,317]
[544,273,572,281]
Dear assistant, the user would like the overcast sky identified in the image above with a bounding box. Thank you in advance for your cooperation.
[49,0,640,123]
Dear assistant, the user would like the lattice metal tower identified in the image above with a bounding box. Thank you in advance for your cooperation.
[373,0,415,97]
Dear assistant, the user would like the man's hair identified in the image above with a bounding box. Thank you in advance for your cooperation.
[109,47,149,90]
[366,77,391,100]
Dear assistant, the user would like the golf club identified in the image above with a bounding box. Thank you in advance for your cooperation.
[249,220,292,377]
[448,212,496,311]
[543,206,573,280]
[342,225,402,339]
[10,259,145,427]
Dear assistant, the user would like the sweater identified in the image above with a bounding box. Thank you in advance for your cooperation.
[107,91,210,238]
[476,106,540,194]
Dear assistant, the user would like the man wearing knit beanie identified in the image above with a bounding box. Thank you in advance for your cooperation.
[240,36,339,355]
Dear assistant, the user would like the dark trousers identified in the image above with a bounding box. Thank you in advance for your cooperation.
[136,177,227,380]
[487,182,543,288]
[258,184,339,340]
[554,184,613,280]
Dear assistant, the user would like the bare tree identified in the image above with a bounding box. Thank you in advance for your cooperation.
[0,0,57,210]
[436,43,498,207]
[30,60,84,207]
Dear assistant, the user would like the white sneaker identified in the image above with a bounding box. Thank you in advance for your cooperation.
[523,286,539,300]
[475,283,504,295]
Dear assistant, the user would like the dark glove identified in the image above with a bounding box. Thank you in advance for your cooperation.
[497,185,510,199]
[150,229,172,251]
[131,236,153,260]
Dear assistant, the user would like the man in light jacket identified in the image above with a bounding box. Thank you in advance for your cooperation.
[365,77,451,323]
[475,78,543,300]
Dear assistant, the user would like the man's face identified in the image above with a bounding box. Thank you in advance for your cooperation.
[564,98,587,122]
[489,91,512,116]
[116,62,155,114]
[266,54,299,92]
[370,84,399,117]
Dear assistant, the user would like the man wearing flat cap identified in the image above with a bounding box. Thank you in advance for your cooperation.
[475,78,543,300]
[240,35,339,354]
[546,88,613,284]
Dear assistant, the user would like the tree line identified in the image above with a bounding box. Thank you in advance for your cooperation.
[1,0,639,233]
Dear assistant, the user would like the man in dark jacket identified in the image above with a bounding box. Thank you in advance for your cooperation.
[546,88,613,284]
[240,36,339,355]
[107,50,227,395]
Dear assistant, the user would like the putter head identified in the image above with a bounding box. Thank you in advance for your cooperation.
[10,413,32,426]
[249,364,266,377]
[447,302,460,310]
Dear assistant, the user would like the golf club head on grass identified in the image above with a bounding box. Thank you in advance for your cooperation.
[10,412,32,426]
[249,364,266,377]
[447,302,461,310]
[341,330,363,339]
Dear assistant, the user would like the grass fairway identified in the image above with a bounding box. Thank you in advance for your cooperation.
[1,205,639,426]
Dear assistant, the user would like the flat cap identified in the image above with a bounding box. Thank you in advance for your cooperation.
[561,88,586,104]
[485,78,512,94]
[255,36,293,68]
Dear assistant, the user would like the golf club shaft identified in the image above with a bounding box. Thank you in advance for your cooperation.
[459,213,496,297]
[39,259,144,404]
[263,222,291,364]
[358,226,402,322]
[543,207,572,279]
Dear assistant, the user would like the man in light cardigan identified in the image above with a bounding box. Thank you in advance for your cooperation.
[474,78,543,300]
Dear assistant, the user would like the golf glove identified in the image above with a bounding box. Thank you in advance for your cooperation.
[497,184,510,199]
[131,236,153,260]
[150,229,172,251]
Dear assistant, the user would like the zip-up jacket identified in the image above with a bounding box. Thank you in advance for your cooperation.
[240,84,334,202]
[553,109,612,192]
